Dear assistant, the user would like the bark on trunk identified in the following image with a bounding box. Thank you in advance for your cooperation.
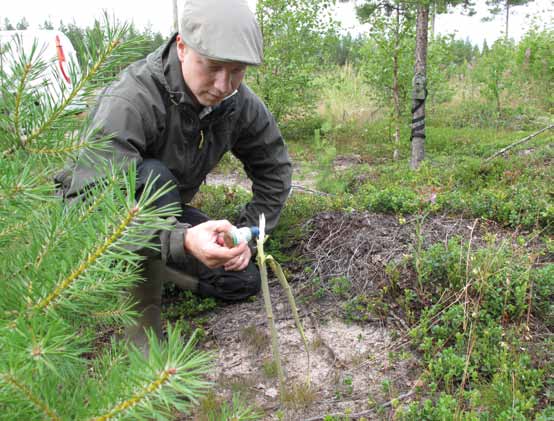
[172,0,179,34]
[505,1,510,40]
[410,4,429,170]
[430,2,436,40]
[393,5,401,161]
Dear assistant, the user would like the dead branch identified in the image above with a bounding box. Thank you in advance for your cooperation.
[302,390,416,421]
[484,123,554,163]
[291,184,333,196]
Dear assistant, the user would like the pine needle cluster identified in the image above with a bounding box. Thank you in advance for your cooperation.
[0,17,212,420]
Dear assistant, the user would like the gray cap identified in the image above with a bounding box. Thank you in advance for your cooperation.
[179,0,263,66]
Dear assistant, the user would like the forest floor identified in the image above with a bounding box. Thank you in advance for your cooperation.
[176,210,532,420]
[166,155,551,420]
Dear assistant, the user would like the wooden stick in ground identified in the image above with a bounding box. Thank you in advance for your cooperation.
[267,255,311,385]
[256,214,286,398]
[484,123,554,163]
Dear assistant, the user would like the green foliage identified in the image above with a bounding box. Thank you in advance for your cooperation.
[0,19,212,420]
[163,290,217,321]
[312,127,350,194]
[472,39,516,113]
[402,238,546,419]
[516,28,554,110]
[322,33,366,66]
[358,8,415,116]
[247,0,337,121]
[531,265,554,329]
[192,184,252,222]
[197,392,262,421]
[316,64,377,129]
[58,18,166,70]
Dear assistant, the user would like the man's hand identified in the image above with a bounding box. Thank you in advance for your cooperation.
[223,245,251,272]
[184,220,248,269]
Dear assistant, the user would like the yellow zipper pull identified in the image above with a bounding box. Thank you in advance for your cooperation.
[199,129,205,149]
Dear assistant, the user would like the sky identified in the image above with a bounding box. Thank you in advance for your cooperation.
[1,0,553,47]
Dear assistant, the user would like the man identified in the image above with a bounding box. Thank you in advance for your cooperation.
[60,0,292,349]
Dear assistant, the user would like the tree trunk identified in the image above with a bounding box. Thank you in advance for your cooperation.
[430,2,436,40]
[505,1,510,40]
[410,4,429,170]
[393,5,401,160]
[172,0,179,33]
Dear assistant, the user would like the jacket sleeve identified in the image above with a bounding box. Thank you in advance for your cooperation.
[64,89,190,265]
[231,91,292,233]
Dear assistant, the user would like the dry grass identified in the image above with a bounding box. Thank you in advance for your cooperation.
[317,64,381,126]
[240,324,270,353]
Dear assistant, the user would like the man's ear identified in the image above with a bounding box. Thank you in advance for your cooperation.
[176,34,187,62]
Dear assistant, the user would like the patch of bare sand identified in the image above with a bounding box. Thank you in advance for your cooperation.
[184,277,418,420]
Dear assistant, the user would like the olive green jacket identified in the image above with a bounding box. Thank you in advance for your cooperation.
[64,35,291,260]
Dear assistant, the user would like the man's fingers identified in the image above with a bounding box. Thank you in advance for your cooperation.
[204,219,234,233]
[223,245,251,271]
[224,256,245,271]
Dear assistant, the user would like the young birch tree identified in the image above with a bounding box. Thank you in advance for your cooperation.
[357,1,416,161]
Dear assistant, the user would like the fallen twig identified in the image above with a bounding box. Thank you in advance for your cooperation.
[291,184,333,196]
[302,390,416,421]
[484,123,554,163]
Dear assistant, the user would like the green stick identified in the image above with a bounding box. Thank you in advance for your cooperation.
[256,214,286,397]
[267,256,311,385]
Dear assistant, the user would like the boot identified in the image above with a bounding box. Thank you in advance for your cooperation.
[124,258,199,355]
[124,257,164,355]
[147,259,199,293]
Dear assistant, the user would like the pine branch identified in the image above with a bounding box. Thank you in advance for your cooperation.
[78,171,120,223]
[0,220,26,241]
[0,160,53,204]
[13,62,32,144]
[24,38,123,148]
[33,204,140,311]
[1,373,61,421]
[89,367,178,421]
[88,326,212,420]
[29,167,179,316]
[25,140,91,156]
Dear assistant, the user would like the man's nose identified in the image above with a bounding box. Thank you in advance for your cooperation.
[213,70,232,94]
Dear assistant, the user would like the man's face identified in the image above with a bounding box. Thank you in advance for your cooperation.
[176,35,247,106]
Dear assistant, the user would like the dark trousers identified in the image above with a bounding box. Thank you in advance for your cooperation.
[137,159,261,301]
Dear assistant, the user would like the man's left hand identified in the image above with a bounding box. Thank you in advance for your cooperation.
[223,245,252,272]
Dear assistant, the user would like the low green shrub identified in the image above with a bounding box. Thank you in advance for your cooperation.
[402,238,547,418]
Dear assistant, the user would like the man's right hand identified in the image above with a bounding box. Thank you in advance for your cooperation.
[184,220,249,269]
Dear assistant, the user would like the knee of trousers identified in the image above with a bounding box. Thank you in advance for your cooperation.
[197,262,261,301]
[137,159,181,211]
